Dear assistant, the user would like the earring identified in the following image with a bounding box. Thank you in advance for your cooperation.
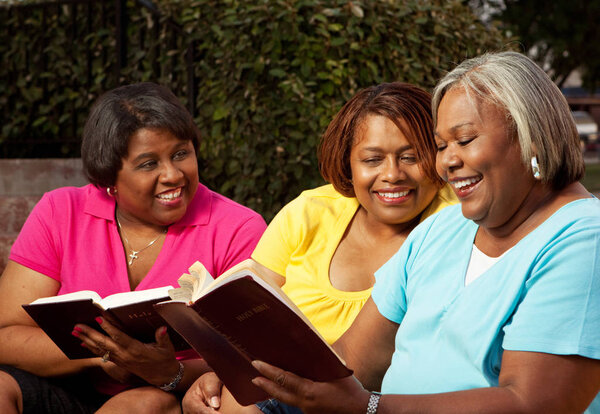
[106,187,117,197]
[531,156,541,180]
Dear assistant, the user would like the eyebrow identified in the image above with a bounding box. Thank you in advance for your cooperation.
[434,122,475,137]
[131,141,189,162]
[360,144,413,152]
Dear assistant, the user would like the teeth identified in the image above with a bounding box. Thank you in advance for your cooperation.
[453,178,480,189]
[157,188,182,200]
[377,190,409,198]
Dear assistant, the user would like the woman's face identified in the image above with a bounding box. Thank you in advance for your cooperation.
[349,114,438,226]
[114,127,199,227]
[435,87,532,229]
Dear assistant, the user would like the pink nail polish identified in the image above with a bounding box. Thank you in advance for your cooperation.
[73,326,82,333]
[80,342,87,348]
[95,317,103,325]
[71,330,80,337]
[160,326,168,336]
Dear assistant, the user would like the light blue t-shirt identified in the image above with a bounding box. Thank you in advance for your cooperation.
[372,198,600,412]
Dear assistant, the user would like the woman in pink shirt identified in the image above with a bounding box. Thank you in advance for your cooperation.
[0,83,266,413]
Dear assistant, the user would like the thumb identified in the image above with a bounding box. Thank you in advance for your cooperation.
[202,373,224,409]
[155,326,173,348]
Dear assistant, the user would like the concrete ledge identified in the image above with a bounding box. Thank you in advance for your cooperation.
[0,159,88,272]
[0,158,87,196]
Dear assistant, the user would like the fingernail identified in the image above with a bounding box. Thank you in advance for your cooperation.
[73,326,82,332]
[80,342,87,348]
[71,330,80,337]
[210,396,220,408]
[251,360,261,368]
[95,317,103,325]
[160,326,168,336]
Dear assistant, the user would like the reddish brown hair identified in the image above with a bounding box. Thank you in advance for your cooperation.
[318,82,442,197]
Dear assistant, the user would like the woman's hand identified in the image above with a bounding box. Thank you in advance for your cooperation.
[251,360,370,414]
[74,316,180,387]
[182,372,223,413]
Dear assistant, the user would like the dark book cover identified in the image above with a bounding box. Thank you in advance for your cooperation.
[155,275,352,406]
[23,296,189,359]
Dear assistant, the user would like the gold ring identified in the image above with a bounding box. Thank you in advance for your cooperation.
[101,350,110,363]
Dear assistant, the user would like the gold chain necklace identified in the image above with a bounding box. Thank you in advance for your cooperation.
[116,217,166,266]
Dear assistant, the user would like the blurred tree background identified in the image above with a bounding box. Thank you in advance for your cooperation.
[1,0,509,219]
[472,0,600,92]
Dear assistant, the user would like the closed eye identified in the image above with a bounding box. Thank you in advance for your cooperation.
[173,150,190,161]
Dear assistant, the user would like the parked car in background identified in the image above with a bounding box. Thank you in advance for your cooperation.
[572,110,599,152]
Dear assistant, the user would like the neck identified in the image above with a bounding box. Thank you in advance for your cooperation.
[115,208,167,236]
[356,206,420,242]
[477,181,587,249]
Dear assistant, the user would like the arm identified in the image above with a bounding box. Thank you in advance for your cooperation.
[252,341,600,414]
[0,261,98,376]
[333,297,398,391]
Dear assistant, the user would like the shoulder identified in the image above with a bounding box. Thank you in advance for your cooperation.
[33,184,95,215]
[285,184,358,215]
[420,184,458,221]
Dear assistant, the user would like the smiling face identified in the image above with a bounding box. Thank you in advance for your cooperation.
[114,128,199,227]
[350,114,438,227]
[435,87,534,229]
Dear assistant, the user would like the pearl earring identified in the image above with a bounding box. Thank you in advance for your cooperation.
[531,156,541,180]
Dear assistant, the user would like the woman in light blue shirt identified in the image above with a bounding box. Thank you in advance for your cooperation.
[248,51,600,414]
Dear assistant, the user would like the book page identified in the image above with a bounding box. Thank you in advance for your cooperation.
[100,285,173,309]
[28,290,102,305]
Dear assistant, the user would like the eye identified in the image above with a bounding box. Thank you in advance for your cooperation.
[436,142,447,152]
[399,155,417,164]
[362,157,383,165]
[458,136,477,146]
[137,160,157,170]
[173,149,190,161]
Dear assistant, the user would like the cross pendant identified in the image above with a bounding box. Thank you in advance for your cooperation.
[128,251,139,265]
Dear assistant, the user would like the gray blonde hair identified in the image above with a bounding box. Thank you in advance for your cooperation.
[432,51,583,190]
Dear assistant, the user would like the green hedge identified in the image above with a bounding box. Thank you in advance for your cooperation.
[1,0,509,220]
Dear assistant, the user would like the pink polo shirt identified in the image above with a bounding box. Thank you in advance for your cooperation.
[11,183,266,296]
[10,183,266,394]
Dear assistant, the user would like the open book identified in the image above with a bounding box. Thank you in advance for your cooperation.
[23,285,190,359]
[154,259,352,406]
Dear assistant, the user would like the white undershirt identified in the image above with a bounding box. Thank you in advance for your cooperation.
[464,244,511,286]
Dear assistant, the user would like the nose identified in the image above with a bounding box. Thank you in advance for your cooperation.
[436,144,462,175]
[382,158,406,183]
[160,161,184,184]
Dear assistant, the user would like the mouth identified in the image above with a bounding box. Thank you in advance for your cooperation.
[374,189,411,203]
[450,177,481,194]
[156,187,183,201]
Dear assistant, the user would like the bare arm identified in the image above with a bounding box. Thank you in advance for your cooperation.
[0,261,98,376]
[333,297,398,391]
[250,260,285,288]
[251,345,600,414]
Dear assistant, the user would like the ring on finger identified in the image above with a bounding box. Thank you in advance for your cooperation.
[101,350,110,363]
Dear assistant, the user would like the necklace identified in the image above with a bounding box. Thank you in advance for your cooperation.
[116,216,166,266]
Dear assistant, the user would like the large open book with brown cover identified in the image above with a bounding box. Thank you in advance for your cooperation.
[154,259,352,406]
[22,285,190,359]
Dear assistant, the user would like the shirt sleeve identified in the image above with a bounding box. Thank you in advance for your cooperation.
[502,215,600,360]
[217,214,267,275]
[372,238,411,324]
[9,192,62,279]
[251,196,305,278]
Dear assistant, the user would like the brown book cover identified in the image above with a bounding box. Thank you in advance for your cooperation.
[154,262,352,406]
[22,286,190,359]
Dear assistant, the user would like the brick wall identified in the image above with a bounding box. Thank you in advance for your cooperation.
[0,159,87,273]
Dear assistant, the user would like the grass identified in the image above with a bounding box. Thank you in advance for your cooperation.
[582,162,600,194]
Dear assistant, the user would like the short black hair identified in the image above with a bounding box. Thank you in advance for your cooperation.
[81,82,200,188]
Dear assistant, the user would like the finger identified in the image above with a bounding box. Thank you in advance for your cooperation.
[199,372,223,409]
[154,326,175,351]
[94,316,134,347]
[72,324,114,357]
[251,360,307,405]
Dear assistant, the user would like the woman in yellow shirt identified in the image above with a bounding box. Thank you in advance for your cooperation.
[183,82,457,413]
